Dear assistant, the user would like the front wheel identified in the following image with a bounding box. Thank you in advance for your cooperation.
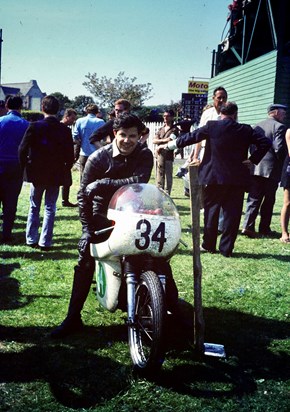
[128,270,166,372]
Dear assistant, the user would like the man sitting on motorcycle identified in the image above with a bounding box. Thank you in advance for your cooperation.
[51,113,178,339]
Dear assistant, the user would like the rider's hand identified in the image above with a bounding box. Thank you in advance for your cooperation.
[242,159,253,171]
[78,231,92,255]
[85,181,102,201]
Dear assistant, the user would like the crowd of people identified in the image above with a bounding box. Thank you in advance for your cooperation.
[155,87,290,254]
[0,91,289,334]
[1,91,290,252]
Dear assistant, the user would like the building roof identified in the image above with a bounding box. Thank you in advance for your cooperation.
[0,80,44,97]
[1,86,20,95]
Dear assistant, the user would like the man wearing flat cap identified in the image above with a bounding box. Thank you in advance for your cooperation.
[242,103,287,237]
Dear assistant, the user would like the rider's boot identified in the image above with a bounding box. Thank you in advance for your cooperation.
[50,266,93,339]
[166,274,179,313]
[164,265,194,333]
[160,261,178,313]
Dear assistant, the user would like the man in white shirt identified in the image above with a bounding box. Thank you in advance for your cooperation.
[189,86,228,163]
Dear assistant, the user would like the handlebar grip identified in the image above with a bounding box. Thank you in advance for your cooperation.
[94,226,114,236]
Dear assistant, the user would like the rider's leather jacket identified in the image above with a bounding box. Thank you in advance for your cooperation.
[78,141,153,233]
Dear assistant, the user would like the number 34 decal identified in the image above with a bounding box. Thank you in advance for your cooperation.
[135,219,167,253]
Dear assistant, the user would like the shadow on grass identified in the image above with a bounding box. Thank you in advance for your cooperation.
[1,245,78,260]
[0,262,24,310]
[175,205,191,217]
[0,262,62,310]
[228,252,290,262]
[174,248,290,261]
[0,324,130,409]
[0,304,289,407]
[151,306,289,398]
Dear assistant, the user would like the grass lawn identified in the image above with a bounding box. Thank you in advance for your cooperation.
[0,166,289,412]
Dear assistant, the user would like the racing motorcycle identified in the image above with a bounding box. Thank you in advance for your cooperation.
[90,183,181,372]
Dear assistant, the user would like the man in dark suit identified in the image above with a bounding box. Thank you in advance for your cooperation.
[19,95,74,251]
[157,102,272,257]
[242,103,287,237]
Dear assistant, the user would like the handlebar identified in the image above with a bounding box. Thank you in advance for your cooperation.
[94,226,114,236]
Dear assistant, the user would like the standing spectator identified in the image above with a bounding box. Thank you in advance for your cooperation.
[153,110,179,195]
[189,87,228,232]
[175,115,194,159]
[60,108,78,207]
[242,104,287,237]
[0,96,29,243]
[89,99,149,147]
[227,0,244,37]
[280,128,290,243]
[157,102,271,257]
[89,99,131,148]
[18,95,74,251]
[189,87,228,163]
[73,104,105,180]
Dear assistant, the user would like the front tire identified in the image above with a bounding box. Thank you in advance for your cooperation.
[128,270,166,372]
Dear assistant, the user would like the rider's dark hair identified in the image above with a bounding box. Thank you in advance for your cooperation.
[113,113,144,133]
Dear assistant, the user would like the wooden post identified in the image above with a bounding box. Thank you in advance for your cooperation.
[188,164,205,354]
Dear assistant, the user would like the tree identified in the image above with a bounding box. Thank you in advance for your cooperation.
[134,105,163,122]
[50,92,72,111]
[71,95,95,114]
[83,71,153,109]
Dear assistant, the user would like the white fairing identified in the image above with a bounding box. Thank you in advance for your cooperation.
[107,184,181,257]
[90,183,181,310]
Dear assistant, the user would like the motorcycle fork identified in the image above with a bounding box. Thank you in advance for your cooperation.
[126,272,137,326]
[123,256,166,325]
[123,256,139,326]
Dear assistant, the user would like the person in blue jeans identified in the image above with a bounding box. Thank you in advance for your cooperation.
[18,95,74,251]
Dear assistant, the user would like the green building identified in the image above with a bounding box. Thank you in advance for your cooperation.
[209,0,290,126]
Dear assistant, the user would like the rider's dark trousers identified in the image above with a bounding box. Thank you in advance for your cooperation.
[66,214,112,320]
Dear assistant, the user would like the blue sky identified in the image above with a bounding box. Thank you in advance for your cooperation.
[1,0,230,105]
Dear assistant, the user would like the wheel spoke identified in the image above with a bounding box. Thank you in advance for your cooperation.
[136,317,153,341]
